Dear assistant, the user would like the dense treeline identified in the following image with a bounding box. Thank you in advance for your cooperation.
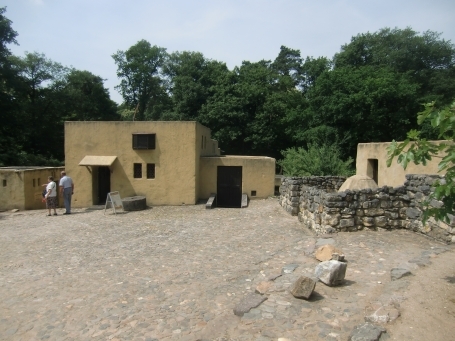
[1,6,455,172]
[0,8,119,166]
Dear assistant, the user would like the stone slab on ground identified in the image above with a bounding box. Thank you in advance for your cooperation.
[348,322,387,341]
[233,293,267,317]
[390,268,412,281]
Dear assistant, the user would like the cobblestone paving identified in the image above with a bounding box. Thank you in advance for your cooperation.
[0,198,453,341]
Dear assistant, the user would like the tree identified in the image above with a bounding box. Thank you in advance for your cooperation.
[0,6,19,165]
[334,27,455,105]
[61,69,119,121]
[387,101,455,223]
[161,51,229,120]
[278,144,354,176]
[112,40,168,120]
[8,52,68,162]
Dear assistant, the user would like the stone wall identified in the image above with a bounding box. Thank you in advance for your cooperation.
[279,175,454,244]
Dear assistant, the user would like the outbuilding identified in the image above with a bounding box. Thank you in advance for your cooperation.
[65,121,275,208]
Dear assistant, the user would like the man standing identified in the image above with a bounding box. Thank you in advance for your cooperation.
[59,171,74,214]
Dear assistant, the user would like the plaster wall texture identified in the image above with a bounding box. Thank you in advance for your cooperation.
[0,167,64,210]
[199,156,276,200]
[65,121,205,207]
[356,142,445,187]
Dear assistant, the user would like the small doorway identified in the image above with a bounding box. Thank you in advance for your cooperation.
[217,166,242,208]
[98,166,111,204]
[367,159,378,185]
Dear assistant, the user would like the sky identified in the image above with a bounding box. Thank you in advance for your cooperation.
[3,0,455,104]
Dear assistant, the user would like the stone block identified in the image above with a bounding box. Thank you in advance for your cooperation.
[290,276,316,299]
[321,213,340,226]
[362,217,375,227]
[315,260,347,286]
[406,207,421,219]
[374,216,388,227]
[339,218,354,228]
[364,208,385,217]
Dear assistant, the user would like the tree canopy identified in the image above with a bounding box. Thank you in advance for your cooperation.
[2,4,455,173]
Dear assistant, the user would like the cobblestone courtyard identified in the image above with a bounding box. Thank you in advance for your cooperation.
[1,199,454,340]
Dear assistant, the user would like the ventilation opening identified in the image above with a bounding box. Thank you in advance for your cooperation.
[251,190,256,197]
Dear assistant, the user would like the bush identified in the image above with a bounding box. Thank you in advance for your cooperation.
[278,144,354,176]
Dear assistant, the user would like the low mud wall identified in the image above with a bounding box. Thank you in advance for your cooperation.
[279,175,454,243]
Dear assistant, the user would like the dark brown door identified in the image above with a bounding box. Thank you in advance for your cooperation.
[98,166,111,204]
[217,166,242,208]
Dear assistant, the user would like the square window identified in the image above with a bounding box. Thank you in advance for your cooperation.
[133,163,142,178]
[147,163,155,179]
[133,133,155,149]
[2,179,6,187]
[251,190,257,197]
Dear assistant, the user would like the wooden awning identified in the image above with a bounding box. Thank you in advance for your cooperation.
[78,156,117,166]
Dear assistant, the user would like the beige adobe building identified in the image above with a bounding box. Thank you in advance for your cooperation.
[65,121,275,208]
[355,142,445,187]
[0,166,65,210]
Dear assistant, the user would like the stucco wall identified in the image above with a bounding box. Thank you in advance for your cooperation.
[65,121,201,207]
[356,142,444,187]
[0,167,64,211]
[199,156,276,200]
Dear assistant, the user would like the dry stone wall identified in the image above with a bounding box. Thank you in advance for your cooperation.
[279,175,454,244]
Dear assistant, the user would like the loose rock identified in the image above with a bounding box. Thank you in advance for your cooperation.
[315,260,347,286]
[315,244,344,262]
[290,276,316,299]
[348,322,387,341]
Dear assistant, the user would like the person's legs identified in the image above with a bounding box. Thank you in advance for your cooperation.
[63,188,72,213]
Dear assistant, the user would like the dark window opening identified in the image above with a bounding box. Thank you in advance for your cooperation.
[2,179,6,187]
[147,163,155,179]
[251,190,257,197]
[133,163,142,178]
[133,133,156,150]
[274,186,280,196]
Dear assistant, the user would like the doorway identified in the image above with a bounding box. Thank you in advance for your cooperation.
[98,166,111,204]
[217,166,242,208]
[367,159,378,185]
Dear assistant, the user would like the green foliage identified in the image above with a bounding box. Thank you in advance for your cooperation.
[112,40,168,120]
[278,144,354,176]
[387,101,455,223]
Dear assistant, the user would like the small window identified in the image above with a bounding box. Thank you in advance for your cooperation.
[33,179,36,187]
[251,190,257,197]
[133,163,142,178]
[2,179,6,187]
[133,133,156,150]
[147,163,155,179]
